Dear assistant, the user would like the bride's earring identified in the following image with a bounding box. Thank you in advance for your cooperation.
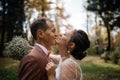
[67,50,70,54]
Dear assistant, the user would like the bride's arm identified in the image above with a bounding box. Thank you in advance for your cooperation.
[50,54,61,64]
[59,59,81,80]
[45,62,56,80]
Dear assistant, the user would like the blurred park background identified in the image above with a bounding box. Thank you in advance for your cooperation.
[0,0,120,80]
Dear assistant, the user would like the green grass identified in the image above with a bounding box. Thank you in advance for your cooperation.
[0,58,19,80]
[0,56,120,80]
[81,56,120,80]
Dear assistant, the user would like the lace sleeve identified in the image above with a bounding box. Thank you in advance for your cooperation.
[74,61,83,80]
[58,58,81,80]
[50,55,61,64]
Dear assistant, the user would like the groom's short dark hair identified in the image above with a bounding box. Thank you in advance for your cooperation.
[30,18,52,40]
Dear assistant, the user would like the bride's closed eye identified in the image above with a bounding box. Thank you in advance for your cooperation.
[63,33,68,36]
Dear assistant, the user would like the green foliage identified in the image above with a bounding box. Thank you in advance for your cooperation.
[100,47,120,64]
[2,0,25,41]
[5,36,30,60]
[86,0,120,51]
[101,51,111,62]
[0,0,25,57]
[87,47,96,56]
[87,41,96,55]
[111,47,120,64]
[114,32,120,47]
[111,48,120,59]
[87,0,120,29]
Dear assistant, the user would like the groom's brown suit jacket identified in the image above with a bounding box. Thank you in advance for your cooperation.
[18,45,51,80]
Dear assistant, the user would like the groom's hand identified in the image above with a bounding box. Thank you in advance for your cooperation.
[45,62,56,76]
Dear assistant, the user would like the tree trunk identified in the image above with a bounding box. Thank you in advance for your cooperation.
[100,15,111,52]
[0,0,6,57]
[0,26,5,57]
[41,0,46,17]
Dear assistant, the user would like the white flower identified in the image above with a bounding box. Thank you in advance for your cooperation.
[6,36,30,60]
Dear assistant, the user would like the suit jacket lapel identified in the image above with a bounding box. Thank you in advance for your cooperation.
[34,45,51,62]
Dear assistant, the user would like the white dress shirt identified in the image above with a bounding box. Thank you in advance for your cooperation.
[35,43,49,56]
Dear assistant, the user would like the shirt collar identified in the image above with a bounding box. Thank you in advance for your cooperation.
[35,43,48,55]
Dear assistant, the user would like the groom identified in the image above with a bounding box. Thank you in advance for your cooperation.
[18,18,57,80]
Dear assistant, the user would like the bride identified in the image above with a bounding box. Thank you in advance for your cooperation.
[46,30,90,80]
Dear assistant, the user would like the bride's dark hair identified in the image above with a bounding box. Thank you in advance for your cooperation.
[68,30,90,60]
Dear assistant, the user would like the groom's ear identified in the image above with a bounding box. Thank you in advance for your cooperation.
[37,29,44,38]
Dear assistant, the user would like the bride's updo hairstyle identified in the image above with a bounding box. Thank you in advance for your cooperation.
[68,30,90,60]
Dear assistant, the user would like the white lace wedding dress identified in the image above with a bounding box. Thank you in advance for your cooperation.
[55,56,83,80]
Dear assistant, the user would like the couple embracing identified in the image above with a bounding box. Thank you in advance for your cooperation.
[18,17,90,80]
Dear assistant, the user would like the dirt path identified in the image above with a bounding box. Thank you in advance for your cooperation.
[82,56,104,63]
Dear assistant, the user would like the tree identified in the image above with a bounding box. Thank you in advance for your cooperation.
[86,0,120,51]
[0,0,25,57]
[114,31,120,47]
[54,0,70,33]
[24,0,70,40]
[25,0,51,18]
[6,0,25,41]
[0,0,6,57]
[23,0,52,41]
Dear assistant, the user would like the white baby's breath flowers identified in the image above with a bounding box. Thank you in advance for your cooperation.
[6,36,30,60]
